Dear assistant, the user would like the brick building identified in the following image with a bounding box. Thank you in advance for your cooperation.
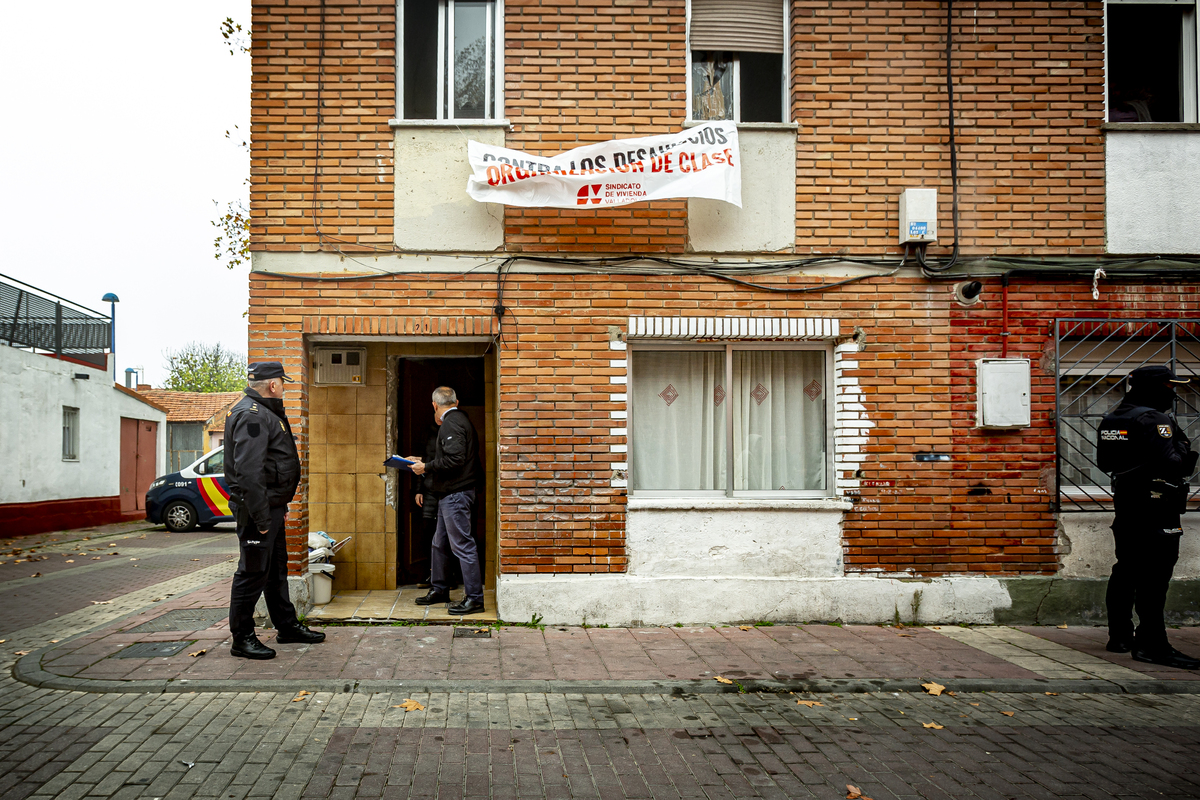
[248,0,1200,624]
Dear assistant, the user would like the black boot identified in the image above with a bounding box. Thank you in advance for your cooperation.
[1132,645,1200,670]
[415,589,450,606]
[230,634,276,660]
[448,598,485,616]
[276,624,326,644]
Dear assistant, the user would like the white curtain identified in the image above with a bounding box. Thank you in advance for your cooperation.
[732,350,825,491]
[631,351,726,490]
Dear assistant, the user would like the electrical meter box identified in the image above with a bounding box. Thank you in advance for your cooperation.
[313,348,366,385]
[899,188,938,244]
[976,358,1031,428]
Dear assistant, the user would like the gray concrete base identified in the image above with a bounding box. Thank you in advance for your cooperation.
[253,574,314,626]
[996,577,1200,626]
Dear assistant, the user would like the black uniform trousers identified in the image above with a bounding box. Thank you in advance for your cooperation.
[229,504,300,638]
[1107,519,1180,652]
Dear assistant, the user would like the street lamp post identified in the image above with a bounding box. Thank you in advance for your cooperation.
[102,293,119,380]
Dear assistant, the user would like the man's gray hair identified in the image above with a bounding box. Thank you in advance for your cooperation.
[248,379,273,394]
[432,386,458,407]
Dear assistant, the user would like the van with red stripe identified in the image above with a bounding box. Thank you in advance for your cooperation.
[145,447,234,532]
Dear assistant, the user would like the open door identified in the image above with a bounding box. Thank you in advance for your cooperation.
[396,357,487,585]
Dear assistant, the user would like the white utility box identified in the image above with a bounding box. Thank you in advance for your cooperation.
[899,188,938,244]
[976,358,1031,428]
[313,347,366,385]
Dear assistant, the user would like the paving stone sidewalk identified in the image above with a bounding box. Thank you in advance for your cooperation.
[14,573,1200,695]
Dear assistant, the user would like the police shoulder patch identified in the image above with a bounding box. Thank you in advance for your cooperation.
[248,423,261,437]
[1158,424,1173,438]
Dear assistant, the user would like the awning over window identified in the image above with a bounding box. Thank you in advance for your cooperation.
[690,0,785,54]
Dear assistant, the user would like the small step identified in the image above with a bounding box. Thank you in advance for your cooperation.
[307,587,497,625]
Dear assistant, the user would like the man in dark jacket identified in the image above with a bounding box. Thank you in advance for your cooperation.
[225,362,325,659]
[410,385,483,615]
[1099,364,1199,669]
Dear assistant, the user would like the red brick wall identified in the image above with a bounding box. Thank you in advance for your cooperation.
[793,0,1106,256]
[251,0,1106,256]
[251,0,396,252]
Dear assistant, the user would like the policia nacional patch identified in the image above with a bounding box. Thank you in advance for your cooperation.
[1159,424,1173,438]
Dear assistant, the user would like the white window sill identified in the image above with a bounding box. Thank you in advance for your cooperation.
[682,121,799,132]
[628,497,851,512]
[389,119,512,129]
[1103,123,1200,133]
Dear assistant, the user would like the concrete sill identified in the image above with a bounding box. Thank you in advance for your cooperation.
[682,120,799,132]
[1103,122,1200,133]
[389,119,511,129]
[628,497,851,512]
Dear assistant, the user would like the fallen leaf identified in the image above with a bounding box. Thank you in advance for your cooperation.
[922,682,945,697]
[739,625,752,631]
[393,698,425,712]
[107,543,117,547]
[91,600,112,605]
[190,559,200,562]
[110,553,119,556]
[138,535,146,539]
[922,722,944,729]
[91,557,102,560]
[65,560,74,563]
[188,650,207,658]
[714,676,734,685]
[846,785,864,800]
[152,598,164,602]
[847,717,857,721]
[14,650,30,656]
[0,640,5,644]
[1056,624,1068,629]
[969,703,980,706]
[796,700,823,707]
[1001,711,1015,717]
[1044,692,1058,696]
[896,633,915,637]
[129,558,138,561]
[14,559,24,564]
[49,639,59,643]
[946,691,956,696]
[930,626,941,630]
[291,691,311,702]
[30,572,41,578]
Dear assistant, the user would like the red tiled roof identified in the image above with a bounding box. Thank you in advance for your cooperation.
[135,390,243,423]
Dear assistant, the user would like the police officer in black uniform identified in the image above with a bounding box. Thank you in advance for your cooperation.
[1098,364,1199,669]
[225,362,325,659]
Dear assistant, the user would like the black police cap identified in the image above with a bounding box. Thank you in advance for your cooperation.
[1129,364,1190,387]
[247,362,294,382]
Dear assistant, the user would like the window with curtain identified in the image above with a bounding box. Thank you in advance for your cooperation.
[689,0,786,123]
[630,346,829,494]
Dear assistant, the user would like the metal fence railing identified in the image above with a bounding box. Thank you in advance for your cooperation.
[1055,318,1200,511]
[0,273,111,368]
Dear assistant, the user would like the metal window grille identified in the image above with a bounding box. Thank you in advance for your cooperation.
[1054,318,1200,511]
[62,406,79,461]
[1,274,110,368]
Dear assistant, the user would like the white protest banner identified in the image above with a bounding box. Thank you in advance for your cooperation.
[465,121,740,209]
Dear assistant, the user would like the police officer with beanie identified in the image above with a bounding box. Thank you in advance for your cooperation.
[1098,364,1199,669]
[225,362,326,659]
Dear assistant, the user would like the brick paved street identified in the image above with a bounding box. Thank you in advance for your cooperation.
[3,523,1200,798]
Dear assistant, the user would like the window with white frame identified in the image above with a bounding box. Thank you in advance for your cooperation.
[1107,0,1198,123]
[630,345,830,494]
[399,0,503,121]
[688,0,787,123]
[62,406,79,461]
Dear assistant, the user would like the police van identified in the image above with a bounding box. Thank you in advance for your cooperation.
[146,447,234,532]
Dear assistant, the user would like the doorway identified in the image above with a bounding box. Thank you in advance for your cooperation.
[396,357,488,586]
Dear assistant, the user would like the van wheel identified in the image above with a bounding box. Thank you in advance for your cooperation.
[163,501,198,532]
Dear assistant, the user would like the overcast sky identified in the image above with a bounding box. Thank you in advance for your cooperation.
[1,1,251,387]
